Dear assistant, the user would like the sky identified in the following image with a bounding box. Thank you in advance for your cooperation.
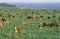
[0,0,60,3]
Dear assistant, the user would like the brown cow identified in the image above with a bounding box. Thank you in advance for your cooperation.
[27,16,33,19]
[23,21,28,26]
[15,26,21,32]
[51,22,59,27]
[43,22,51,27]
[2,18,9,24]
[23,21,33,26]
[0,14,2,19]
[47,16,50,19]
[40,16,43,18]
[9,14,15,18]
[53,15,55,18]
[43,22,59,27]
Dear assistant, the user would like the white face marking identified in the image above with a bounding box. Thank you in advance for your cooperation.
[15,27,18,32]
[15,27,17,30]
[15,30,18,32]
[40,27,42,29]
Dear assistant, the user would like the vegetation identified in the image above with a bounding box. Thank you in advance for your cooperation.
[0,7,60,39]
[0,3,16,7]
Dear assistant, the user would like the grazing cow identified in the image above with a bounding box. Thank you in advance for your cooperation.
[9,15,15,18]
[2,18,6,21]
[47,16,50,19]
[15,26,21,32]
[51,22,59,27]
[43,22,59,27]
[2,18,9,24]
[53,15,55,18]
[43,22,51,27]
[23,21,28,26]
[40,16,43,18]
[0,14,2,19]
[27,16,33,19]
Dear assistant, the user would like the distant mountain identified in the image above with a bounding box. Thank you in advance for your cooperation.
[0,3,16,7]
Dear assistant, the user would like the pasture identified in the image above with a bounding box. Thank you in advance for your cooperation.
[0,7,60,39]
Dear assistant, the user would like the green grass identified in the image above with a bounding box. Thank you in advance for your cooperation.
[0,7,60,39]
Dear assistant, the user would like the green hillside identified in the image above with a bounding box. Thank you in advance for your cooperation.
[0,3,16,7]
[0,7,60,39]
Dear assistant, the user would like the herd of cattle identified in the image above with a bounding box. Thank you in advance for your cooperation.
[0,8,60,32]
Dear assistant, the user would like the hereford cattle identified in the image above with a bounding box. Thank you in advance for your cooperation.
[43,22,59,27]
[40,16,43,18]
[51,22,59,27]
[43,22,51,27]
[27,16,33,19]
[53,15,55,18]
[9,15,15,18]
[2,18,9,24]
[47,16,50,19]
[23,21,28,26]
[15,26,21,32]
[0,14,2,19]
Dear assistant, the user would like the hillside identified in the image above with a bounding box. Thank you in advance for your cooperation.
[0,7,60,39]
[0,3,16,7]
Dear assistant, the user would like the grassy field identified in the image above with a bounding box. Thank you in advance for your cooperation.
[0,7,60,39]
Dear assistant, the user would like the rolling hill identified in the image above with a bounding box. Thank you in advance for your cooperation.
[0,3,16,7]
